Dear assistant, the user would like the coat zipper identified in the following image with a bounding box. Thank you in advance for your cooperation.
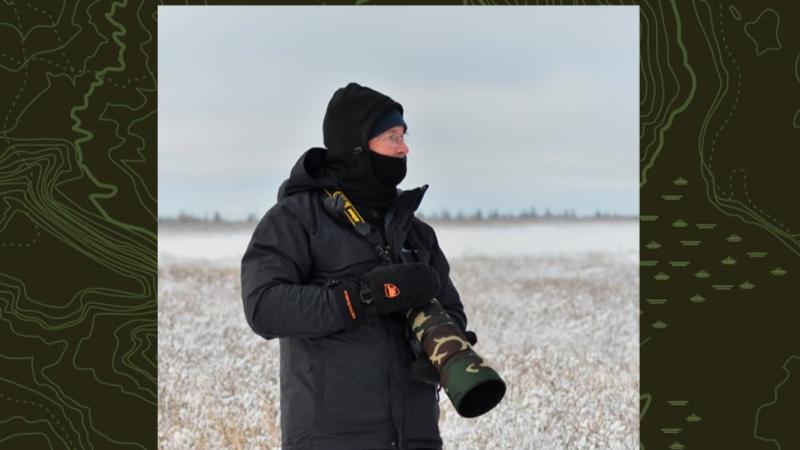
[379,211,404,448]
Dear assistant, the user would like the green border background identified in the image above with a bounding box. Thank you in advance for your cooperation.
[0,1,797,449]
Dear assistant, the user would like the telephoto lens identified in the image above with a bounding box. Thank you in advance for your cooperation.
[406,299,506,418]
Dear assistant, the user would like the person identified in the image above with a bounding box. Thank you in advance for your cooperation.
[241,82,475,450]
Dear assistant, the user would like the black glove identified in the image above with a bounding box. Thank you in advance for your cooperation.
[331,263,440,329]
[361,263,441,315]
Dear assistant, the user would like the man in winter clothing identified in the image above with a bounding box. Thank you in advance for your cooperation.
[241,82,473,450]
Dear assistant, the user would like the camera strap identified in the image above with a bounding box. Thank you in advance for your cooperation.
[323,189,392,264]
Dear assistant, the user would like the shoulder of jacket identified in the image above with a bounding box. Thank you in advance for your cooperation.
[410,216,440,245]
[277,190,320,211]
[411,215,434,232]
[255,191,321,232]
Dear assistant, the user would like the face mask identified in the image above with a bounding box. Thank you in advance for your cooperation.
[370,152,407,187]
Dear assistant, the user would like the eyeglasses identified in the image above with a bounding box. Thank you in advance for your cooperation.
[377,131,408,147]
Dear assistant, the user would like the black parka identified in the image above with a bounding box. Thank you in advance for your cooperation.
[240,147,468,449]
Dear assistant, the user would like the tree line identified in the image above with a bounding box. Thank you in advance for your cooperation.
[160,207,635,224]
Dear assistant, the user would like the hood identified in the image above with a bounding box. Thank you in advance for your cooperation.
[277,147,339,201]
[322,82,406,209]
[323,82,404,166]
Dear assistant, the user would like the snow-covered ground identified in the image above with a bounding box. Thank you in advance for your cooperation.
[158,220,639,449]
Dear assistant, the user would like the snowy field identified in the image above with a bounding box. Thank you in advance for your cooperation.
[158,220,639,449]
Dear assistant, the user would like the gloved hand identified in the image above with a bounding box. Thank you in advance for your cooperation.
[332,263,441,328]
[361,263,441,315]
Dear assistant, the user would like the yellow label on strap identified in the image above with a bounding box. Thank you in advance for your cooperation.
[325,189,365,226]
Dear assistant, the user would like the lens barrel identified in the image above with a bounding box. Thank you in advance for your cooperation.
[406,299,506,418]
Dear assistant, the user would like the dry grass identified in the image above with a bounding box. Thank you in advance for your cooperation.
[158,251,638,449]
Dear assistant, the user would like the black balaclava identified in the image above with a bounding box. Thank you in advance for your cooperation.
[323,82,407,209]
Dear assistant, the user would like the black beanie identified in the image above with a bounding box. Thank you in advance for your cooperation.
[368,109,407,140]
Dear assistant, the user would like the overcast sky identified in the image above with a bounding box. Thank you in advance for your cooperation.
[158,6,638,219]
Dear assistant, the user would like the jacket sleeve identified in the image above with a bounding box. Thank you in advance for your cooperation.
[241,200,345,340]
[428,230,468,334]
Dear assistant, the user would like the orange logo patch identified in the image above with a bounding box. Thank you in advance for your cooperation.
[384,283,400,299]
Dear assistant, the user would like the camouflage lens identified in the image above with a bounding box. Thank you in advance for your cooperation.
[406,299,506,418]
[439,351,506,418]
